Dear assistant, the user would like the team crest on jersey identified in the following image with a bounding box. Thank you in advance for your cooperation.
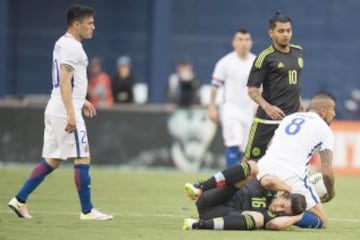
[252,147,261,157]
[298,58,304,68]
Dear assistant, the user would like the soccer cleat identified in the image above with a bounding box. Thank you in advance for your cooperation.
[80,208,113,221]
[184,183,202,201]
[183,218,198,230]
[8,197,32,219]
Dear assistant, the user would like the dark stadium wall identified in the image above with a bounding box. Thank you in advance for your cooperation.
[0,105,225,171]
[1,105,360,175]
[2,0,360,111]
[0,0,8,96]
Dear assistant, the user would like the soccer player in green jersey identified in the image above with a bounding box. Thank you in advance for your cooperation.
[245,11,305,160]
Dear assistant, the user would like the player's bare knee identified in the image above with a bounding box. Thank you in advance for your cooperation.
[247,160,258,177]
[45,158,62,169]
[73,157,91,165]
[242,211,264,229]
[259,175,273,189]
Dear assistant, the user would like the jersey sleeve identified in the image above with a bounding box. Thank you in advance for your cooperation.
[247,56,268,88]
[57,42,80,69]
[211,59,226,88]
[320,125,335,151]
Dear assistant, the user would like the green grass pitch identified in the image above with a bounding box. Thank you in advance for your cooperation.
[0,166,359,240]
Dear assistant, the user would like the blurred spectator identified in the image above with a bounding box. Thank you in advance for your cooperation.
[112,56,135,103]
[87,57,114,108]
[167,59,200,107]
[344,88,360,119]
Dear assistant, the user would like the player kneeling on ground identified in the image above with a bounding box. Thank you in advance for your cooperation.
[183,161,306,231]
[256,91,337,229]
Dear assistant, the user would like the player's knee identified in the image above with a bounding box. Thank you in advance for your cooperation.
[242,211,264,229]
[73,157,91,165]
[247,160,258,177]
[45,158,62,169]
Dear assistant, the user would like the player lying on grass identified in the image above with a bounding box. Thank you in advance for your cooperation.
[183,161,306,231]
[183,91,336,230]
[256,91,336,229]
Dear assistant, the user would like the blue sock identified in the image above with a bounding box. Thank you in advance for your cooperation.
[294,212,323,229]
[74,164,93,214]
[225,146,241,167]
[16,159,54,203]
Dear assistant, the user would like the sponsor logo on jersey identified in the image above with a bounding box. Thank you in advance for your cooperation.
[277,62,285,68]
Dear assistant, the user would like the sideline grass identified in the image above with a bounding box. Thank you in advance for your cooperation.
[0,167,359,240]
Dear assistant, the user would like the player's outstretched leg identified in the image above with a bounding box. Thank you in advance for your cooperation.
[183,214,257,231]
[184,161,257,201]
[74,161,113,220]
[8,159,57,219]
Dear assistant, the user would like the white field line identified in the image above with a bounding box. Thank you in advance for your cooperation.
[0,209,185,218]
[328,218,360,222]
[0,209,359,222]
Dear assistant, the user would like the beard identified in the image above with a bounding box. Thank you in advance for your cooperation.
[277,41,289,48]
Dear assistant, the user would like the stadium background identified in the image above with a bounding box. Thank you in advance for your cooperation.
[0,1,360,239]
[0,0,359,174]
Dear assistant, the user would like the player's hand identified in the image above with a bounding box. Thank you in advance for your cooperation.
[320,189,335,203]
[264,104,285,120]
[83,100,97,118]
[65,112,77,133]
[208,104,219,123]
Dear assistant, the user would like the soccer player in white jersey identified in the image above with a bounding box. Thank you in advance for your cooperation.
[208,29,257,167]
[8,4,113,220]
[258,91,336,228]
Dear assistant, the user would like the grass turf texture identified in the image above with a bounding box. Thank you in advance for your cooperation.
[0,167,359,240]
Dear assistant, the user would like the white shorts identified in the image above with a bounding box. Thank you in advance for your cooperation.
[220,104,253,151]
[42,114,90,160]
[257,160,320,210]
[221,119,251,151]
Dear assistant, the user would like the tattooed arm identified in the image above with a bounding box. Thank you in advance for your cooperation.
[59,63,76,133]
[319,149,335,203]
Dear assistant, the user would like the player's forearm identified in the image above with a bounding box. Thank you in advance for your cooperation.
[266,215,303,230]
[209,87,218,106]
[319,149,335,194]
[319,171,335,204]
[59,64,75,115]
[248,87,270,110]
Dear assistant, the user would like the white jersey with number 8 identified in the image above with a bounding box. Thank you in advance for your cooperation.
[257,111,334,209]
[259,111,334,180]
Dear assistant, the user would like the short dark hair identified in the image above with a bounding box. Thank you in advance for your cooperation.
[176,59,192,66]
[67,4,95,27]
[312,91,336,103]
[236,28,249,34]
[269,11,292,30]
[286,193,306,215]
